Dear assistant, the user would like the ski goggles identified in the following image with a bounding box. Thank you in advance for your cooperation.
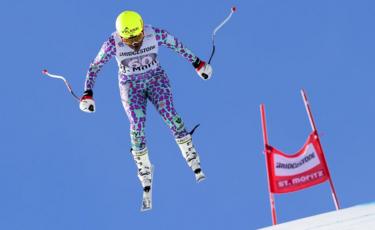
[122,31,144,46]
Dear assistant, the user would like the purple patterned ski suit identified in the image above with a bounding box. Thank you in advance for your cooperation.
[84,25,199,150]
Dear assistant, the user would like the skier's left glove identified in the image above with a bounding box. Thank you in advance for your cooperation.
[79,89,95,113]
[193,58,213,80]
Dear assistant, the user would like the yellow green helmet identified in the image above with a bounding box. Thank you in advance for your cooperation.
[116,11,144,39]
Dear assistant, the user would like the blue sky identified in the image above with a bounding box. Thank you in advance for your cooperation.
[1,0,375,229]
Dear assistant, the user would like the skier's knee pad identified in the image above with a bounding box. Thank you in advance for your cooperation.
[130,129,146,150]
[171,115,185,133]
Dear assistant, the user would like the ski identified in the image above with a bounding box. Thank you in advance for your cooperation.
[195,170,206,183]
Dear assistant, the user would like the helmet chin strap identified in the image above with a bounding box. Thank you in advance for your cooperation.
[121,32,144,51]
[129,40,143,51]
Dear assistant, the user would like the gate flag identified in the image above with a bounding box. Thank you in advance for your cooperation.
[260,90,340,225]
[266,131,330,194]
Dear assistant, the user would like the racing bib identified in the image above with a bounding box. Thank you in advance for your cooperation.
[114,25,159,75]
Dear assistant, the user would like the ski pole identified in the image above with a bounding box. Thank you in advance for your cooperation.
[42,69,80,102]
[202,6,236,79]
[208,6,237,64]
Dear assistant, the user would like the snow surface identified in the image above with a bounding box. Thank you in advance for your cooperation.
[259,202,375,230]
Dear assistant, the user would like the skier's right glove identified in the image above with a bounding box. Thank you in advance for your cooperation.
[79,89,95,113]
[193,58,213,80]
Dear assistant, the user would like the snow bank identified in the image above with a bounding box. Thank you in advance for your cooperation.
[259,202,375,230]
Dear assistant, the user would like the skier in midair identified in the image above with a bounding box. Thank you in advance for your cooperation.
[79,10,212,205]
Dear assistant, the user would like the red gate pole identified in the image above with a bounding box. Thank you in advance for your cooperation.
[301,89,341,210]
[260,104,278,225]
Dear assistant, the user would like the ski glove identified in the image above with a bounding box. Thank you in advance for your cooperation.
[79,89,95,113]
[193,58,213,80]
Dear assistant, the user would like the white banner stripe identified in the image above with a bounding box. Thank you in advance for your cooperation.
[274,144,321,176]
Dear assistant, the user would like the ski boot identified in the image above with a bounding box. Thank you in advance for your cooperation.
[176,134,206,182]
[131,148,153,211]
